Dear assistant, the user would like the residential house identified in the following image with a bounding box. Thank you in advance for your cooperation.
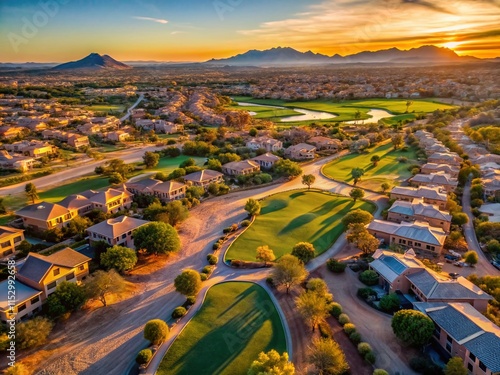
[222,160,260,176]
[57,194,94,217]
[0,226,25,257]
[387,199,452,232]
[125,178,163,196]
[87,216,149,249]
[245,137,283,152]
[251,153,281,169]
[67,134,90,149]
[184,170,224,189]
[415,302,500,375]
[427,152,463,167]
[308,136,342,152]
[367,220,447,256]
[151,181,187,202]
[0,126,24,139]
[106,130,130,142]
[284,143,316,160]
[409,172,458,193]
[16,118,47,131]
[420,163,460,178]
[16,202,73,231]
[483,175,500,200]
[79,188,133,214]
[390,186,448,210]
[478,204,500,223]
[0,248,91,322]
[77,123,101,135]
[4,140,56,159]
[42,129,89,149]
[0,150,34,172]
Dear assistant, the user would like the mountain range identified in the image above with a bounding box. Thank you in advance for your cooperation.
[52,53,131,70]
[206,45,479,66]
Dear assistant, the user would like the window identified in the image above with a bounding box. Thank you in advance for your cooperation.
[469,352,476,361]
[18,304,26,312]
[3,249,13,256]
[53,268,60,276]
[13,236,22,243]
[467,363,473,372]
[47,281,57,290]
[31,296,40,305]
[479,361,486,372]
[433,325,441,338]
[66,272,75,281]
[79,265,85,271]
[122,234,126,239]
[0,241,10,249]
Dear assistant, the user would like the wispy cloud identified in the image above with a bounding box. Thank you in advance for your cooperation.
[133,16,168,24]
[170,31,186,35]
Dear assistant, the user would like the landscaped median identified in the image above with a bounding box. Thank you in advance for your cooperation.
[225,189,376,263]
[157,282,287,375]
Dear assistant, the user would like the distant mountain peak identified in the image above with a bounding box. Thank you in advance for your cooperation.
[53,53,131,70]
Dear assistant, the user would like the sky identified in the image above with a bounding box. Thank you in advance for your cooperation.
[0,0,499,62]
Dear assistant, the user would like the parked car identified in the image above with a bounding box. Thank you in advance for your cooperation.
[454,261,465,267]
[445,254,460,261]
[491,260,500,270]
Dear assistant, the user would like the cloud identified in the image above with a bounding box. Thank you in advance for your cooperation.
[171,31,186,35]
[400,0,455,14]
[132,16,168,24]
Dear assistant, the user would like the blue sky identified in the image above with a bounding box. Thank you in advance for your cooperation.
[1,0,499,62]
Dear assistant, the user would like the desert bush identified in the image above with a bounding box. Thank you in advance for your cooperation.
[343,323,356,335]
[373,370,389,375]
[359,270,379,286]
[136,349,153,365]
[329,302,343,318]
[338,313,350,325]
[357,287,376,299]
[326,258,347,273]
[200,273,208,281]
[185,296,196,306]
[144,319,169,345]
[358,342,373,356]
[318,322,332,339]
[350,332,362,345]
[365,351,376,364]
[207,254,218,265]
[202,265,213,274]
[240,220,251,227]
[172,306,187,319]
[266,277,274,287]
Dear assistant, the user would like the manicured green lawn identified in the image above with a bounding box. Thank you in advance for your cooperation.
[158,282,287,375]
[228,104,301,119]
[226,190,375,262]
[39,176,110,202]
[84,104,125,112]
[231,96,455,125]
[323,141,420,191]
[155,155,205,171]
[0,215,14,226]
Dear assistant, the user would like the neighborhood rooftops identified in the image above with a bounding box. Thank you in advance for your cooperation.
[184,169,223,183]
[391,186,447,201]
[370,249,423,282]
[15,202,69,221]
[367,219,447,246]
[0,281,41,311]
[86,215,149,239]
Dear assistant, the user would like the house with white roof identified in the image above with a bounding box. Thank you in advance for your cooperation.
[410,172,458,193]
[387,199,452,232]
[251,153,281,169]
[390,186,448,210]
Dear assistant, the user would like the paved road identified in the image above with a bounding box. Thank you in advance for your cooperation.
[120,94,144,122]
[462,180,498,275]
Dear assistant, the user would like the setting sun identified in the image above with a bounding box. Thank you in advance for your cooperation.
[442,41,463,50]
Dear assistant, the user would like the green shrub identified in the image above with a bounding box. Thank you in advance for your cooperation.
[172,306,187,319]
[343,323,356,335]
[379,293,401,313]
[357,287,376,299]
[358,342,373,356]
[144,319,169,345]
[359,270,379,286]
[350,332,362,345]
[136,349,153,365]
[365,351,376,364]
[185,296,196,306]
[318,321,332,339]
[207,254,218,265]
[338,313,350,325]
[200,273,208,281]
[266,277,274,287]
[223,227,232,234]
[240,220,251,227]
[373,370,389,375]
[212,242,221,250]
[326,258,347,273]
[329,302,343,318]
[201,265,213,274]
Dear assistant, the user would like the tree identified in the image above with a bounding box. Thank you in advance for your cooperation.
[163,200,189,226]
[133,222,181,255]
[85,269,126,306]
[245,198,261,217]
[379,293,401,313]
[349,188,365,202]
[0,197,6,214]
[391,309,434,347]
[103,158,133,178]
[256,245,276,266]
[273,159,303,178]
[101,245,138,273]
[391,134,404,150]
[25,182,38,204]
[174,269,202,297]
[248,350,295,375]
[308,337,349,375]
[451,212,469,226]
[46,281,86,316]
[291,242,315,264]
[444,357,467,375]
[296,291,330,331]
[370,155,381,167]
[143,151,160,168]
[109,172,126,184]
[405,100,413,113]
[64,216,92,238]
[271,254,308,294]
[381,182,391,193]
[207,158,222,172]
[302,174,316,189]
[464,250,479,266]
[136,349,153,365]
[16,317,53,349]
[351,168,364,185]
[356,231,380,254]
[341,209,373,227]
[144,319,169,345]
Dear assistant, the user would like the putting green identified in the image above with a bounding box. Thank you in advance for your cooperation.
[158,282,287,375]
[226,189,376,261]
